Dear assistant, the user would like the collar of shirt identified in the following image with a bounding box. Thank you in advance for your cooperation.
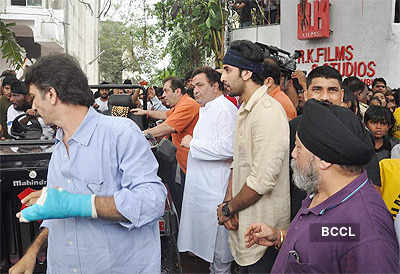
[299,171,369,216]
[267,85,281,98]
[175,94,190,107]
[241,85,267,113]
[202,94,224,111]
[55,107,99,146]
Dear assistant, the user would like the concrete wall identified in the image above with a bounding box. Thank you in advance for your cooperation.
[0,0,99,84]
[230,0,400,88]
[281,0,399,88]
[231,24,281,48]
[65,0,99,84]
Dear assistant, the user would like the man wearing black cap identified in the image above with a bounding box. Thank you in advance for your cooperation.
[245,99,399,273]
[6,79,34,136]
[288,65,381,221]
[217,40,290,272]
[6,79,54,139]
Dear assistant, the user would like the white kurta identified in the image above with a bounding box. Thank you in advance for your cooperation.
[178,95,237,263]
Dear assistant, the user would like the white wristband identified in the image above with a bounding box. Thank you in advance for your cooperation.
[91,195,98,218]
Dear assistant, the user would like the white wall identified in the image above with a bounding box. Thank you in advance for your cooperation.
[280,0,399,88]
[231,24,281,48]
[0,0,99,84]
[65,0,99,84]
[230,0,400,88]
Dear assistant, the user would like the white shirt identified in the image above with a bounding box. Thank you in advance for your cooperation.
[6,105,55,139]
[94,97,109,113]
[395,216,400,263]
[177,95,237,262]
[392,144,400,159]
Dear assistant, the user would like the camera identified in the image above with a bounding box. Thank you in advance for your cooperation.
[255,42,304,90]
[255,42,301,75]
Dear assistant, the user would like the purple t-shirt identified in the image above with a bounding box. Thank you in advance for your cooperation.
[271,171,399,273]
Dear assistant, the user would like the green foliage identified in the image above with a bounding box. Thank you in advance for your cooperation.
[99,20,140,83]
[99,1,165,84]
[0,20,24,70]
[153,0,227,77]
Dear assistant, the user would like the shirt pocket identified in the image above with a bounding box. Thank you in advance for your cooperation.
[86,179,104,195]
[284,249,319,273]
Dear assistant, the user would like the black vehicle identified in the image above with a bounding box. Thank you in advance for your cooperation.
[0,83,181,273]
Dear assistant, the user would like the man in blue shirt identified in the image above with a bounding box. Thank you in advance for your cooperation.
[9,55,167,274]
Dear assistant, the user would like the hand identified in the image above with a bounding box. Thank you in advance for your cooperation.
[181,135,192,148]
[245,223,279,248]
[21,189,42,207]
[25,109,37,117]
[147,87,156,100]
[224,213,239,231]
[291,70,307,88]
[130,108,148,116]
[217,202,235,226]
[17,187,94,222]
[8,252,36,274]
[93,103,99,109]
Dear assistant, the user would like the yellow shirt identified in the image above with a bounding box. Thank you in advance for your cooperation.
[229,85,290,266]
[393,107,400,140]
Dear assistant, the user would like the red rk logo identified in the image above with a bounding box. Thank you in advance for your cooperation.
[298,0,330,40]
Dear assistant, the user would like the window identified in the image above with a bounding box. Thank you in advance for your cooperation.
[11,0,42,7]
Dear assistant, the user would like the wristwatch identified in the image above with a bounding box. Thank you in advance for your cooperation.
[222,202,232,217]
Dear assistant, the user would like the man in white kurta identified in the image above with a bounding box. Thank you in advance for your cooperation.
[178,67,237,273]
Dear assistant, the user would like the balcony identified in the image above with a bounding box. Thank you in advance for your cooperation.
[1,0,65,54]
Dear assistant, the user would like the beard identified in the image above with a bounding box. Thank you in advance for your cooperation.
[291,158,320,195]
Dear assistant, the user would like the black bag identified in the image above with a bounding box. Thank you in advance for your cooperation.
[154,138,177,164]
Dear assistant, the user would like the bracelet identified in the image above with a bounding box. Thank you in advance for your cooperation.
[274,230,284,250]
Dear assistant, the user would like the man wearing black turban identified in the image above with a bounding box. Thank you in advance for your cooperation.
[288,66,381,221]
[244,99,399,274]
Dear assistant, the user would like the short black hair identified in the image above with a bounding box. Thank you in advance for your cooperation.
[123,79,132,85]
[263,57,281,85]
[163,76,186,94]
[343,86,359,116]
[343,76,365,94]
[228,40,265,85]
[184,70,193,83]
[364,105,394,127]
[306,66,343,89]
[10,79,28,95]
[2,75,17,87]
[372,78,386,88]
[25,54,94,107]
[192,66,224,91]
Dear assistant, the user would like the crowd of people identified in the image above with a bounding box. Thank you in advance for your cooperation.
[0,39,400,273]
[231,0,281,28]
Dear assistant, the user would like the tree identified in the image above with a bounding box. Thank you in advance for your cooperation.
[99,20,141,83]
[153,0,228,77]
[0,20,24,70]
[99,1,165,84]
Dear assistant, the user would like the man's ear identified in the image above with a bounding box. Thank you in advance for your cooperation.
[319,159,332,170]
[174,88,182,96]
[264,77,274,87]
[48,87,58,104]
[241,70,253,81]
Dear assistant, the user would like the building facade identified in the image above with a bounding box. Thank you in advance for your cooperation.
[0,0,99,83]
[231,0,400,88]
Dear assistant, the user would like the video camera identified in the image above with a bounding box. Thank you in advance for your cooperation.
[255,42,304,91]
[255,42,301,75]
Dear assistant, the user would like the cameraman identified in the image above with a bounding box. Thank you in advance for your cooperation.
[263,58,297,120]
[233,0,252,27]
